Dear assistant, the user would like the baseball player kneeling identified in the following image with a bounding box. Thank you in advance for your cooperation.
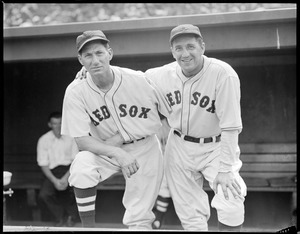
[61,30,172,230]
[145,24,247,231]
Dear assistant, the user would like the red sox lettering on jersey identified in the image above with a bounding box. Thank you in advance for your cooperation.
[62,66,172,143]
[146,56,242,138]
[166,89,216,113]
[90,104,151,126]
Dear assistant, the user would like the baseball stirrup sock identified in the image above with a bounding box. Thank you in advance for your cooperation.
[155,195,171,213]
[153,196,171,228]
[73,186,97,227]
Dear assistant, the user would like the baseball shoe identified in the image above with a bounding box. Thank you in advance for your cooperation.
[152,210,165,229]
[152,220,162,229]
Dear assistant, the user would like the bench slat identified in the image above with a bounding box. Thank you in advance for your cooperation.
[241,163,296,172]
[240,153,296,162]
[240,143,296,153]
[240,172,296,179]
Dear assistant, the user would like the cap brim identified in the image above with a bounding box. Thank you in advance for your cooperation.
[78,37,110,52]
[170,32,201,44]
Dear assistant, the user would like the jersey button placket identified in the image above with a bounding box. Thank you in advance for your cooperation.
[181,81,191,135]
[104,95,131,142]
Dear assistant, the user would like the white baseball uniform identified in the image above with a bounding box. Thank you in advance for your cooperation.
[146,56,247,230]
[61,65,172,229]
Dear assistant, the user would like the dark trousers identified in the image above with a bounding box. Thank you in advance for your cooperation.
[38,165,78,222]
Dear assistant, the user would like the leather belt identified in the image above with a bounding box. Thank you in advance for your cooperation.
[123,137,145,145]
[174,130,221,144]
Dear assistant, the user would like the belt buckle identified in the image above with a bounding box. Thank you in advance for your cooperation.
[209,135,221,143]
[210,136,215,143]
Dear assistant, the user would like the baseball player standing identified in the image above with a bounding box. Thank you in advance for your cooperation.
[146,24,247,231]
[61,30,172,229]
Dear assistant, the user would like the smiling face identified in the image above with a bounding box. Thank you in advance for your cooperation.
[171,34,205,77]
[78,40,113,78]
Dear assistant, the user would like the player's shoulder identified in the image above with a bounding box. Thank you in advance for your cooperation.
[111,65,155,88]
[208,56,237,77]
[65,76,87,95]
[112,65,144,79]
[146,61,177,75]
[145,62,177,83]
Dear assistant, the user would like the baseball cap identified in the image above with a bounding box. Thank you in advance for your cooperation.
[76,30,110,52]
[169,24,203,44]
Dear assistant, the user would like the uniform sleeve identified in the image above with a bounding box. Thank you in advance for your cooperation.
[145,70,172,118]
[61,89,91,138]
[215,75,242,132]
[216,75,242,171]
[219,130,240,172]
[36,136,49,167]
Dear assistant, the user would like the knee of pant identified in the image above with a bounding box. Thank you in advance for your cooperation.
[69,151,100,188]
[211,187,245,226]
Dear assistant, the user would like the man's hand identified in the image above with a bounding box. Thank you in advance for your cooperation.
[106,134,124,147]
[53,178,68,191]
[75,66,87,80]
[213,171,241,200]
[114,149,140,179]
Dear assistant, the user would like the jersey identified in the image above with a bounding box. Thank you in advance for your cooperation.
[145,55,242,138]
[61,65,172,142]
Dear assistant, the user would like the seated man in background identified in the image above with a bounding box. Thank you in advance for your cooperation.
[37,111,79,227]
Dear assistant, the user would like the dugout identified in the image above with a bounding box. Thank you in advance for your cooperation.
[3,8,296,230]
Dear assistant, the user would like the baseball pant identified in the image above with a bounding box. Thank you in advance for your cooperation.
[164,131,247,231]
[157,171,171,198]
[68,135,164,229]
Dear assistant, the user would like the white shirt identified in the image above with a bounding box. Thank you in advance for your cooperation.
[37,130,78,170]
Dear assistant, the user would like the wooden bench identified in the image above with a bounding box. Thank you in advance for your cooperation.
[239,143,296,192]
[4,143,296,222]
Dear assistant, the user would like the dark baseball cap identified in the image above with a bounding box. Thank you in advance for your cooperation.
[76,30,110,52]
[169,24,203,44]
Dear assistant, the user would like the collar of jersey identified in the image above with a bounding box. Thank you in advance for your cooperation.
[86,66,121,95]
[176,55,209,83]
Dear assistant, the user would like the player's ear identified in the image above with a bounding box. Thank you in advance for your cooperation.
[78,55,83,65]
[170,45,176,59]
[171,49,176,60]
[201,42,206,54]
[108,47,113,61]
